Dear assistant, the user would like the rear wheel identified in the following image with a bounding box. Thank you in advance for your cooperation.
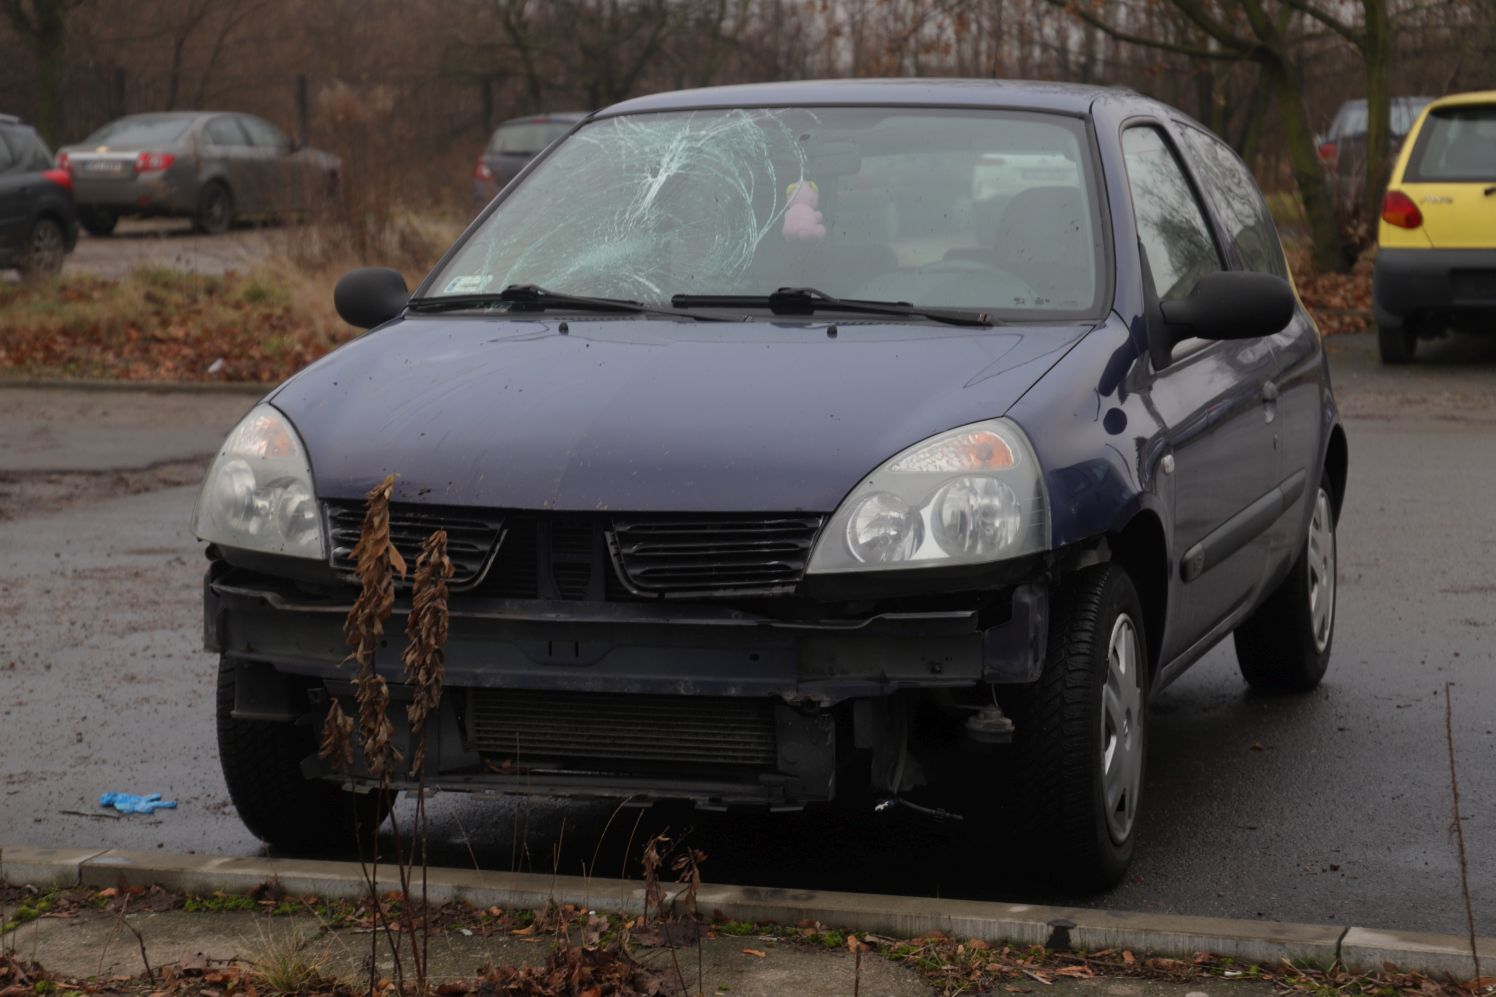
[17,217,65,279]
[78,208,119,236]
[216,656,389,851]
[995,564,1148,893]
[1233,482,1337,691]
[193,182,233,235]
[1377,318,1417,364]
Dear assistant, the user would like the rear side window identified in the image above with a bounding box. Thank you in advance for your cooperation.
[1122,126,1222,301]
[205,117,248,146]
[488,121,573,155]
[1177,126,1289,279]
[240,116,289,149]
[0,127,49,172]
[1406,105,1496,182]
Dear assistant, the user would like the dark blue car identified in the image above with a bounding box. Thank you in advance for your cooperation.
[194,80,1346,891]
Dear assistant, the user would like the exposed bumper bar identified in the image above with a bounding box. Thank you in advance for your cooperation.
[206,571,1049,702]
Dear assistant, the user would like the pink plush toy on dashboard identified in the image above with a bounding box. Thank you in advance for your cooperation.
[782,180,826,240]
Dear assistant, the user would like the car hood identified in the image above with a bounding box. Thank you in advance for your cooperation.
[272,315,1095,512]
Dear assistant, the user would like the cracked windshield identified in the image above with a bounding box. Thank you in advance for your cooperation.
[432,107,1102,314]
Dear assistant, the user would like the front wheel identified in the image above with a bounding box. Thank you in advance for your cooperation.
[997,564,1148,892]
[1233,483,1337,691]
[17,217,65,279]
[216,657,390,851]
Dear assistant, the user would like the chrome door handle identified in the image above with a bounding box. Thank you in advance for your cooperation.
[1262,381,1280,402]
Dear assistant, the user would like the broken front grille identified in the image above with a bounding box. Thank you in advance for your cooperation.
[610,514,825,596]
[466,689,778,767]
[325,501,503,590]
[324,503,825,599]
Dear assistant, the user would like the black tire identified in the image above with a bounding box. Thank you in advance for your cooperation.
[995,564,1149,893]
[216,656,389,851]
[1377,319,1416,364]
[193,182,233,235]
[78,208,119,236]
[17,217,65,279]
[1233,481,1337,692]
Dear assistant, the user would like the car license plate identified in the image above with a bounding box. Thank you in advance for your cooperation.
[81,159,129,176]
[1452,270,1496,302]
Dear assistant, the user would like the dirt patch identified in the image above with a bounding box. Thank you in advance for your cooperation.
[0,459,207,521]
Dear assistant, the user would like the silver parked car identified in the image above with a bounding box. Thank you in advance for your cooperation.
[472,111,587,204]
[58,112,339,235]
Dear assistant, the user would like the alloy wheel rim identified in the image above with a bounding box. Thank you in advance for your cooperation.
[1307,488,1336,653]
[30,223,63,270]
[1101,613,1143,844]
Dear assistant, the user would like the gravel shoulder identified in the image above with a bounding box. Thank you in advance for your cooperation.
[63,220,277,279]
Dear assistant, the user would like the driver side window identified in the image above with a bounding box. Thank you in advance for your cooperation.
[1122,126,1222,301]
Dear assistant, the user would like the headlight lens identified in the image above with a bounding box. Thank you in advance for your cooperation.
[807,419,1047,574]
[191,405,325,559]
[846,492,923,563]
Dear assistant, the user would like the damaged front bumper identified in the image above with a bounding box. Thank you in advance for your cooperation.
[205,556,1048,807]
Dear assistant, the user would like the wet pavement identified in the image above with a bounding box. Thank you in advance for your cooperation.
[1,331,1493,936]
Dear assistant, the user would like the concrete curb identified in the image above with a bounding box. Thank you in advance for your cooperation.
[0,378,272,395]
[3,845,1489,980]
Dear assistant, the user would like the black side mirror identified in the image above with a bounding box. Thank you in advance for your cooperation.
[1160,271,1296,344]
[334,267,409,329]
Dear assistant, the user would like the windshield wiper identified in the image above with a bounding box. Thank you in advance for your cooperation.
[408,284,732,321]
[670,287,995,327]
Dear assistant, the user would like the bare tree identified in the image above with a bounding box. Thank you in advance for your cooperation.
[1282,0,1391,237]
[1056,0,1353,273]
[1,0,86,143]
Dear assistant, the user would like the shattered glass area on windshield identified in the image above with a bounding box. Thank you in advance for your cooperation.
[443,110,809,300]
[430,106,1105,315]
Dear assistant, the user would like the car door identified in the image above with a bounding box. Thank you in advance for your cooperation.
[1177,123,1321,576]
[238,116,296,214]
[0,128,29,258]
[1121,124,1280,666]
[201,115,258,213]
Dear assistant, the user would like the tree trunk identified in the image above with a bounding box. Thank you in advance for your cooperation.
[1360,0,1392,235]
[2,0,72,145]
[1263,54,1351,273]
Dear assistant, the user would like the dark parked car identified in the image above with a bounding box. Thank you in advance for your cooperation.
[0,114,77,277]
[195,80,1346,891]
[1318,96,1433,209]
[472,111,587,203]
[57,112,339,235]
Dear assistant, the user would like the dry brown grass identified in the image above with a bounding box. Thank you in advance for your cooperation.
[0,209,463,383]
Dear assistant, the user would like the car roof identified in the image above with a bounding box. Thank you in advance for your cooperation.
[1423,89,1496,111]
[497,112,589,127]
[598,78,1134,117]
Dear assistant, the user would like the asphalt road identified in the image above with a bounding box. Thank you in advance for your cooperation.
[2,331,1493,936]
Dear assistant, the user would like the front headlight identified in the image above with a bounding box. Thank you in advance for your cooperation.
[190,404,325,560]
[807,419,1048,574]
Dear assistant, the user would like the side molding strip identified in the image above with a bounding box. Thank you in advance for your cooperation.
[1181,468,1308,583]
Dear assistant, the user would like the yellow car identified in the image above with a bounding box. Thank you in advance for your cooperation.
[1374,90,1496,363]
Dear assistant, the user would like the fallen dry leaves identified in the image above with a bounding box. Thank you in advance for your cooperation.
[1289,246,1376,337]
[0,270,352,383]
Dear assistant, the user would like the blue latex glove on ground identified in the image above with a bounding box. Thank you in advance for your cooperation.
[99,792,177,815]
